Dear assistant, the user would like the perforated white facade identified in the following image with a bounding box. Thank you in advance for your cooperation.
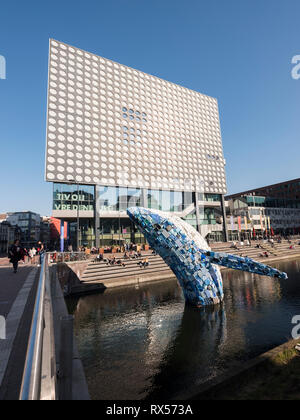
[45,39,227,194]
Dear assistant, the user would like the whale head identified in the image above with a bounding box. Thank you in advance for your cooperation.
[127,207,170,237]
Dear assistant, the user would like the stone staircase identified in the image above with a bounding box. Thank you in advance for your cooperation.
[78,240,300,290]
[80,253,173,286]
[211,239,300,260]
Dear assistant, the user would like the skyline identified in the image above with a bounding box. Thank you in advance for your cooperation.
[0,0,299,215]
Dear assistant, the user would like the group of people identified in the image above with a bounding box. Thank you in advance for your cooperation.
[138,258,150,269]
[123,250,142,259]
[8,240,45,273]
[231,239,252,249]
[93,248,151,270]
[105,256,126,267]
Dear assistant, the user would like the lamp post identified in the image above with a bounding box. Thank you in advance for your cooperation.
[67,178,80,251]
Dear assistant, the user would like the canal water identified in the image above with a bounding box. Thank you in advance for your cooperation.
[67,258,300,400]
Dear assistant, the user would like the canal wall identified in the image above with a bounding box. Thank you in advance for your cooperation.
[49,265,90,400]
[174,338,299,400]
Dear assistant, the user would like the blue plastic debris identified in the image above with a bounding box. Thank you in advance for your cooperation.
[127,207,288,307]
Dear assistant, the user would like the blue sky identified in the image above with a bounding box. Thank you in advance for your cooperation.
[0,0,299,215]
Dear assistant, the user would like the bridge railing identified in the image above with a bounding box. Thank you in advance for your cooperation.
[19,253,58,400]
[48,251,87,263]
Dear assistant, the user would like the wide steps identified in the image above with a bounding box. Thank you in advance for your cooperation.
[81,253,171,283]
[80,241,300,284]
[81,266,173,283]
[82,260,168,279]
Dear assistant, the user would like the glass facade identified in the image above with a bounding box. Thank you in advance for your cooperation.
[198,193,222,202]
[232,195,300,209]
[53,184,196,213]
[52,183,224,247]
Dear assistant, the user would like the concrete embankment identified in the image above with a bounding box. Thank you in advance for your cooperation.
[49,265,90,400]
[173,338,300,400]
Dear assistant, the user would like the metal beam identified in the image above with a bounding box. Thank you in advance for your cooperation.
[221,195,229,242]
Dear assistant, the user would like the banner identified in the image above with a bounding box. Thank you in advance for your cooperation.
[244,216,248,231]
[260,214,264,231]
[60,221,65,252]
[238,216,242,232]
[50,217,68,240]
[50,217,61,240]
[230,216,234,231]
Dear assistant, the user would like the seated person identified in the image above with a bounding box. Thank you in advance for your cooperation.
[138,258,149,268]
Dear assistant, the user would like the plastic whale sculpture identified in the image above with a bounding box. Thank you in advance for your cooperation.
[127,207,288,307]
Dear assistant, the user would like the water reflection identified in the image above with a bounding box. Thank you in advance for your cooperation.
[68,259,300,400]
[145,304,227,399]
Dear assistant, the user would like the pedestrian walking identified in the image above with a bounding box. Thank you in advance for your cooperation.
[8,240,23,273]
[29,247,36,264]
[37,243,45,266]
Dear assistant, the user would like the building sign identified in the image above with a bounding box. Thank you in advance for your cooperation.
[53,192,94,211]
[53,204,94,211]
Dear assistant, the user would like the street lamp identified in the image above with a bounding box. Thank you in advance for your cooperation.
[67,178,80,251]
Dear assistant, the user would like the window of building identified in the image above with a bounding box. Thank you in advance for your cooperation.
[53,183,94,211]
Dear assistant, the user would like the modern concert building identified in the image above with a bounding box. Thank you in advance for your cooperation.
[45,39,228,248]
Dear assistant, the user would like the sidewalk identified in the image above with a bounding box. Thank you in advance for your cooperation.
[0,257,32,268]
[0,266,39,399]
[0,266,34,317]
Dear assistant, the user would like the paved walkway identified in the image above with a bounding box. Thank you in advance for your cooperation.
[0,265,39,399]
[0,257,32,267]
[0,266,34,317]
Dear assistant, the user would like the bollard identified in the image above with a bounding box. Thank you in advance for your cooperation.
[58,315,74,400]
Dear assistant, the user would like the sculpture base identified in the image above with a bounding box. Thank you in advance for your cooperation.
[186,295,224,308]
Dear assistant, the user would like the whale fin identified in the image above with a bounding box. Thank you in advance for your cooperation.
[201,250,288,280]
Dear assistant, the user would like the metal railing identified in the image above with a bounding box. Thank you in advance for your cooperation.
[20,254,48,400]
[19,253,58,400]
[48,251,87,263]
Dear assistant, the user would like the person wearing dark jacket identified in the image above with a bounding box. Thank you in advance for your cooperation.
[8,240,23,273]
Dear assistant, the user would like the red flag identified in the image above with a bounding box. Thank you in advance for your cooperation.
[271,227,274,236]
[253,227,256,238]
[238,216,242,232]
